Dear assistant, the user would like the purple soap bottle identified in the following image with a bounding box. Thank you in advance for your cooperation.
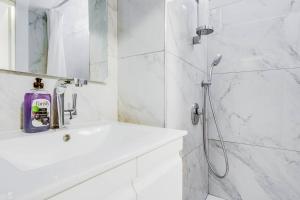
[24,78,51,133]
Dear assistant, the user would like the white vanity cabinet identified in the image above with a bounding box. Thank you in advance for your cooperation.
[48,139,183,200]
[48,160,137,200]
[133,140,183,200]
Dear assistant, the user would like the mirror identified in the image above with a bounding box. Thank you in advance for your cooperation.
[0,0,108,82]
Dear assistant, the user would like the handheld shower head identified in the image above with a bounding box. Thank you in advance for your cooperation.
[208,54,223,82]
[211,54,223,67]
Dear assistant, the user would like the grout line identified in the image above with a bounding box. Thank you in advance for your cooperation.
[211,11,288,28]
[119,50,165,59]
[182,144,203,158]
[213,66,300,75]
[209,138,300,153]
[166,51,206,74]
[209,0,243,10]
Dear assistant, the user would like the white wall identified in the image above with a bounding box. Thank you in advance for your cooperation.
[118,0,166,127]
[118,0,210,199]
[208,0,300,199]
[165,1,209,199]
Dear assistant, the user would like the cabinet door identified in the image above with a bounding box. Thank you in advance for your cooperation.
[133,140,183,200]
[48,160,136,200]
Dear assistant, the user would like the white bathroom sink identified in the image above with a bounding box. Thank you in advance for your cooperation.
[0,125,112,171]
[0,121,186,200]
[0,122,184,171]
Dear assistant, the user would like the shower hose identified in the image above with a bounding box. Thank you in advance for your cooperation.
[202,85,229,178]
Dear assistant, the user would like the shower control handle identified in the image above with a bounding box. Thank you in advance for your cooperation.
[191,103,201,125]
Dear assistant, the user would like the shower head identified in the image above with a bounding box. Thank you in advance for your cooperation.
[196,25,214,36]
[208,54,223,82]
[193,25,214,45]
[211,54,223,67]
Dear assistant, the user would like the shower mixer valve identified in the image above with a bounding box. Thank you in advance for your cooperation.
[191,103,202,125]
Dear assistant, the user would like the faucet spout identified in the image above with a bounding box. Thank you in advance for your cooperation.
[52,78,87,129]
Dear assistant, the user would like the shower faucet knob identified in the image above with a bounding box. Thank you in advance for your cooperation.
[191,103,201,125]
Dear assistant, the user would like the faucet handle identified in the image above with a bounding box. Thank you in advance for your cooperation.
[72,93,77,115]
[74,78,88,87]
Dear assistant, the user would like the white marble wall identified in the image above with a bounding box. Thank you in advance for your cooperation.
[208,0,300,199]
[165,0,209,200]
[209,140,300,200]
[166,52,208,200]
[0,0,118,133]
[118,0,166,127]
[118,0,210,199]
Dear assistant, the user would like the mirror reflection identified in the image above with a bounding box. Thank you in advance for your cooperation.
[0,0,108,82]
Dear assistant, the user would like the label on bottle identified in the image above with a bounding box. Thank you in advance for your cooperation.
[31,99,50,127]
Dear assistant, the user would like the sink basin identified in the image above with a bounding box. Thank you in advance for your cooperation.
[0,121,186,200]
[0,125,112,171]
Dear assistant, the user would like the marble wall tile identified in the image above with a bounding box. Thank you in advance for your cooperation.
[210,0,298,26]
[118,2,210,200]
[209,0,242,9]
[118,0,165,57]
[209,0,300,74]
[165,0,207,72]
[0,72,117,132]
[183,147,208,200]
[208,0,300,199]
[209,140,300,200]
[166,53,208,200]
[166,52,204,156]
[90,61,108,82]
[118,52,165,127]
[208,68,300,151]
[165,2,209,200]
[208,15,300,73]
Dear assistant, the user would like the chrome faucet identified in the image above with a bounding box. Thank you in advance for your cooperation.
[53,78,87,128]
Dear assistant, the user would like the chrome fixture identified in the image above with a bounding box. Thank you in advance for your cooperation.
[53,78,87,129]
[202,54,229,178]
[192,54,229,178]
[191,103,201,125]
[197,25,214,35]
[208,54,222,82]
[63,134,71,142]
[64,93,77,119]
[193,25,215,45]
[193,1,215,44]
